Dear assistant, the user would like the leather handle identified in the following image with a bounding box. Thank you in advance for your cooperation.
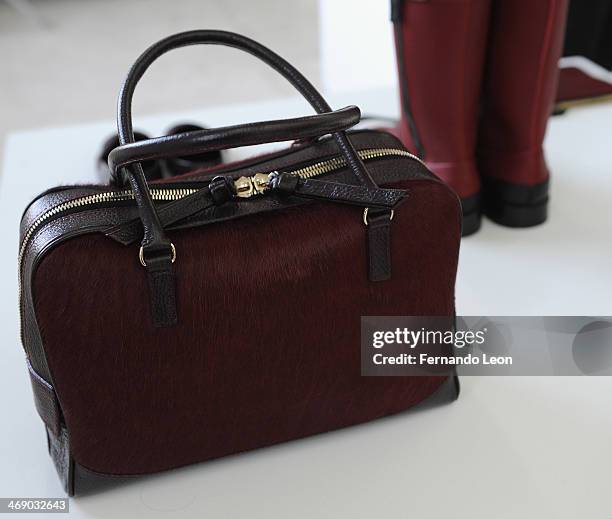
[116,30,382,251]
[108,106,361,175]
[115,30,387,326]
[117,30,377,188]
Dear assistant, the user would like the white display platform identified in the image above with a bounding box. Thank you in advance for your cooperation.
[1,89,611,518]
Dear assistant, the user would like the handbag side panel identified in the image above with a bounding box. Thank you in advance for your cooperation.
[30,175,461,484]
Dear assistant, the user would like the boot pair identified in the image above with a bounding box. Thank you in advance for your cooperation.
[392,0,569,235]
[98,123,223,184]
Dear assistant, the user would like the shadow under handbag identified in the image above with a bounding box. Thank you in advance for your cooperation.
[19,31,462,495]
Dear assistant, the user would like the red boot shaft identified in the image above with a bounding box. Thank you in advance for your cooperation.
[478,0,569,226]
[393,0,491,235]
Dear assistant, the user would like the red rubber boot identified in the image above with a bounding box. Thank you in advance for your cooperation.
[477,0,569,227]
[392,0,492,236]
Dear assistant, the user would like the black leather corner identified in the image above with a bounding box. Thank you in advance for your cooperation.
[27,359,62,436]
[47,425,75,496]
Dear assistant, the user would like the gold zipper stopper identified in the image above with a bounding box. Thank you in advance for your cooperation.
[234,173,270,198]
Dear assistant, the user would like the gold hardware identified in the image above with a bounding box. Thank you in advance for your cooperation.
[363,207,394,226]
[234,176,254,198]
[234,173,270,198]
[139,242,176,267]
[252,173,270,194]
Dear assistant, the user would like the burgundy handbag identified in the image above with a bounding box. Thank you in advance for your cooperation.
[19,31,461,495]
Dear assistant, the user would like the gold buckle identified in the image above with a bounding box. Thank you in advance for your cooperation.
[139,242,176,267]
[363,208,394,226]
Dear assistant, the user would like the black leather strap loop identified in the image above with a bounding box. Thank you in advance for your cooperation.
[271,172,301,194]
[366,209,394,281]
[27,359,62,436]
[109,106,361,176]
[208,176,235,205]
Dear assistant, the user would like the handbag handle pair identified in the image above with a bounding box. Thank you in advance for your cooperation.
[112,30,396,327]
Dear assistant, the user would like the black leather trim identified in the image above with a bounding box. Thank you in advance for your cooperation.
[27,359,62,435]
[277,175,407,209]
[47,425,74,496]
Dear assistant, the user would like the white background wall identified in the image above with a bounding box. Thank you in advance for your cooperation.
[319,0,397,94]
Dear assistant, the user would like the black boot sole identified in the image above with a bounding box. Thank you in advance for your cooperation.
[461,192,482,236]
[482,177,549,228]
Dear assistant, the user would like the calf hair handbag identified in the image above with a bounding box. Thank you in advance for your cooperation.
[19,30,462,495]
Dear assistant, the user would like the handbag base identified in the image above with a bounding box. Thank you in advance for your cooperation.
[46,375,460,496]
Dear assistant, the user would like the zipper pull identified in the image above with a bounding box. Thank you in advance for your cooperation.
[234,172,273,198]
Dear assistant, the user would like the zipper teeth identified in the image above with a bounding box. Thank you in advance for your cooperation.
[290,147,421,179]
[17,188,199,266]
[18,148,421,325]
[19,148,419,266]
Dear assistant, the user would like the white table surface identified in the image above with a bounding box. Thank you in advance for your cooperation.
[1,89,611,518]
